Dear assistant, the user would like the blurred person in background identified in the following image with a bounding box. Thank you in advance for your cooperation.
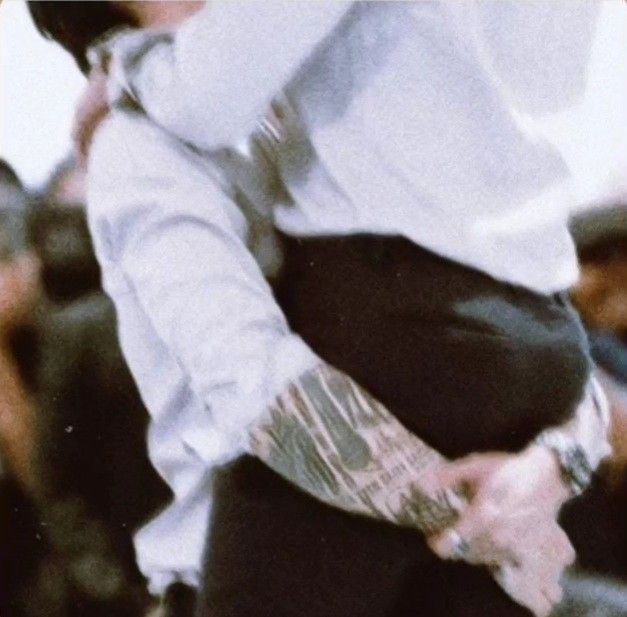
[0,160,49,617]
[0,159,40,493]
[44,156,87,209]
[0,161,27,210]
[571,205,627,481]
[27,2,623,617]
[29,156,101,303]
[561,205,627,583]
[0,156,169,616]
[571,205,627,379]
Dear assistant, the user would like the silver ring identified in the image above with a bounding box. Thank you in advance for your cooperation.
[449,531,470,558]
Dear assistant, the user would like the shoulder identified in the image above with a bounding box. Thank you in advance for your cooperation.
[85,109,242,247]
[89,110,178,182]
[89,108,225,191]
[85,110,176,254]
[86,109,209,223]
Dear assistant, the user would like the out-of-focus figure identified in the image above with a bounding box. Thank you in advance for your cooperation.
[0,157,168,617]
[561,204,627,583]
[0,159,40,492]
[571,205,627,475]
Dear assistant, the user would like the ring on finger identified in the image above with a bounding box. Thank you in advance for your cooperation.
[449,530,470,558]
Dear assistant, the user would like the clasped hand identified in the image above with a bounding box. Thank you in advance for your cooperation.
[425,445,574,617]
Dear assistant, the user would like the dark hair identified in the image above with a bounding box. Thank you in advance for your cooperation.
[570,205,627,263]
[0,159,22,189]
[27,202,102,302]
[28,1,138,73]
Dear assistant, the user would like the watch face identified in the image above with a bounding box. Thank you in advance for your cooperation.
[564,445,593,494]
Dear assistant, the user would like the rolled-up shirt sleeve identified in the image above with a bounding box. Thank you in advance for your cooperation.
[88,113,319,455]
[101,2,350,150]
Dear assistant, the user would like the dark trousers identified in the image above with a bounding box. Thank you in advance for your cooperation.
[197,234,591,617]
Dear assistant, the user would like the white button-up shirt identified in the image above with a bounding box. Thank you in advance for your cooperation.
[87,0,624,594]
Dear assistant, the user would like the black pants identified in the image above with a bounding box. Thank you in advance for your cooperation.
[197,234,591,617]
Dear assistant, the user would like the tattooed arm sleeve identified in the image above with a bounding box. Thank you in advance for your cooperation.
[249,363,465,534]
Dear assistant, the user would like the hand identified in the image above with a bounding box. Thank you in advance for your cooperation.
[72,67,110,165]
[0,252,40,340]
[427,446,570,558]
[491,520,574,617]
[425,446,574,616]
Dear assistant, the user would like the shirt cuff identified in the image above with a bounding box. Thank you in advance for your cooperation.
[180,335,320,464]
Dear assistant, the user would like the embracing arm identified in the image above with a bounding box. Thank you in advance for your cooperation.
[89,114,600,616]
[88,113,461,533]
[94,2,350,150]
[251,363,462,532]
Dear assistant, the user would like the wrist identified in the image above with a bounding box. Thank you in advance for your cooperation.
[525,440,587,501]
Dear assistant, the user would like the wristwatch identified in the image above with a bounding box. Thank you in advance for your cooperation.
[534,431,593,496]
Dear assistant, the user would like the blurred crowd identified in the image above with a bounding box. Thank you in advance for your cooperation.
[0,157,169,616]
[0,152,625,616]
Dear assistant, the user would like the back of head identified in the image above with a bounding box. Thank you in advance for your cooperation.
[0,160,22,190]
[28,1,138,73]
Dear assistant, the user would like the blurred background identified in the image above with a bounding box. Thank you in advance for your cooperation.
[0,1,626,616]
[0,0,84,189]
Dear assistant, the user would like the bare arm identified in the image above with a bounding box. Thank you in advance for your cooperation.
[249,363,463,533]
[248,364,587,617]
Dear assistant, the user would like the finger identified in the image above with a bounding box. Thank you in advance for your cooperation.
[555,536,576,568]
[545,579,564,607]
[543,522,576,567]
[427,500,494,560]
[534,595,553,617]
[427,528,470,561]
[561,533,576,567]
[440,452,503,481]
[507,553,565,616]
[76,105,104,158]
[494,564,553,617]
[72,79,110,161]
[434,454,504,490]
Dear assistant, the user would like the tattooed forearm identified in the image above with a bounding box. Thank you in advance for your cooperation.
[249,364,465,534]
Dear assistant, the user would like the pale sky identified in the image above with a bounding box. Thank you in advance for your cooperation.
[0,0,85,190]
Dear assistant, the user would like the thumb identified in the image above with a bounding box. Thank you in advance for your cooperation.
[433,453,504,494]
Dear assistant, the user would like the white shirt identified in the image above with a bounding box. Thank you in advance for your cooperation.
[88,1,621,594]
[88,114,318,591]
